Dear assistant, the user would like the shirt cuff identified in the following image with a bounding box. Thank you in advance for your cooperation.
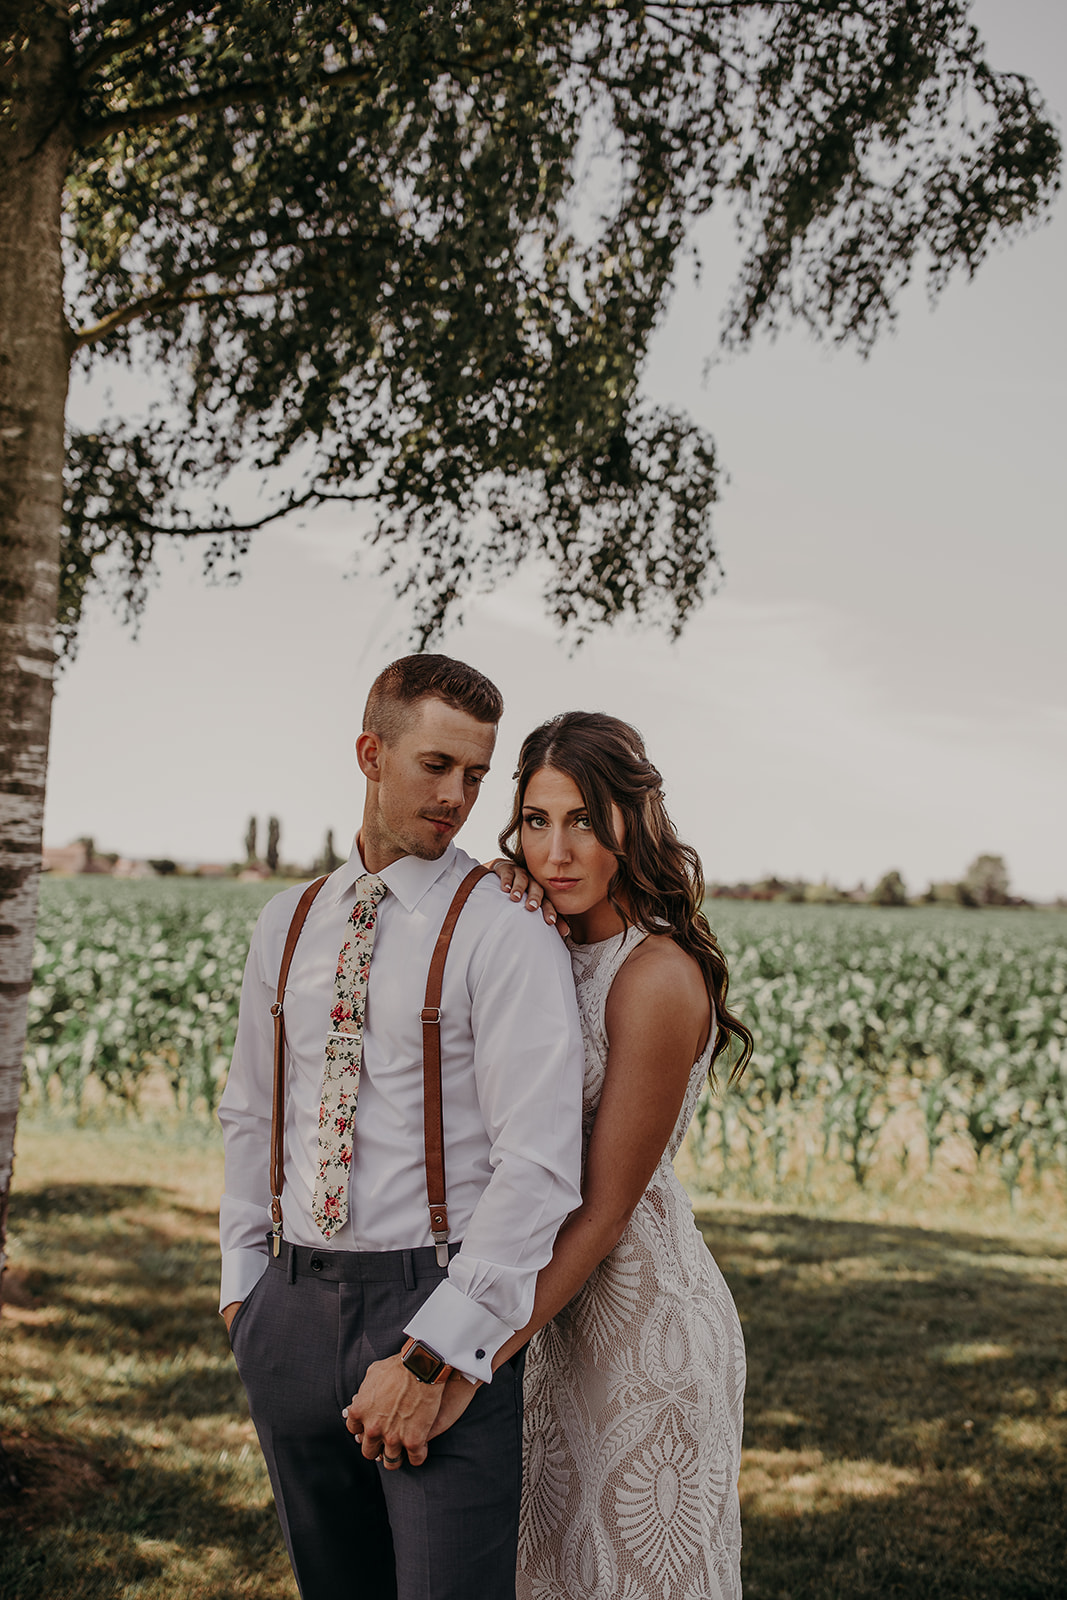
[220,1246,269,1312]
[403,1279,514,1385]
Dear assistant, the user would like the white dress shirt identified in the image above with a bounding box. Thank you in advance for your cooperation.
[219,839,585,1383]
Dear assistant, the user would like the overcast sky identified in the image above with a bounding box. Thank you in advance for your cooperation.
[45,0,1066,900]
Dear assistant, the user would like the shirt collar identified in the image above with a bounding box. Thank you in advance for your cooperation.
[331,837,459,914]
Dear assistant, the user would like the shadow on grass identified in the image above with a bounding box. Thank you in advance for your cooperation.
[2,1179,296,1599]
[6,1186,230,1361]
[3,1179,1064,1598]
[2,1451,284,1600]
[11,1182,166,1219]
[698,1208,1067,1598]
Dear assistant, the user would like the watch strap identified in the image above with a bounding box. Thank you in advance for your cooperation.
[401,1336,453,1385]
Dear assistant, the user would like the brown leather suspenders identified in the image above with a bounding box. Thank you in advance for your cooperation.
[419,864,489,1263]
[268,864,489,1260]
[269,874,329,1256]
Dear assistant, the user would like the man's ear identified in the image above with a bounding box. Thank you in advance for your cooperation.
[355,730,384,782]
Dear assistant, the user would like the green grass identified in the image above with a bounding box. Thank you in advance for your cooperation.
[0,1122,291,1600]
[701,1207,1067,1597]
[2,1119,1065,1598]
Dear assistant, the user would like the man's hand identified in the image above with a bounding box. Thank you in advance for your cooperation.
[221,1301,241,1332]
[344,1354,446,1468]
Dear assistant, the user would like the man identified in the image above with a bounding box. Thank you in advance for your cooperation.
[219,654,584,1600]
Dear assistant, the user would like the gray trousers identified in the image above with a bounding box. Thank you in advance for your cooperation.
[230,1240,525,1600]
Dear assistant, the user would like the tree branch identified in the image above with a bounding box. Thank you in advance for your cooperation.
[68,248,259,349]
[642,8,755,81]
[88,485,378,541]
[643,1,791,10]
[75,2,222,86]
[67,221,388,350]
[78,57,377,146]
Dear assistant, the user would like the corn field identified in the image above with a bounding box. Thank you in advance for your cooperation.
[697,902,1067,1201]
[24,876,276,1118]
[22,879,1067,1198]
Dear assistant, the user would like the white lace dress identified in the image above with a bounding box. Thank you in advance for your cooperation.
[518,927,745,1600]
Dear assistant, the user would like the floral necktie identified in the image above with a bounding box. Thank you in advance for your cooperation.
[312,873,387,1238]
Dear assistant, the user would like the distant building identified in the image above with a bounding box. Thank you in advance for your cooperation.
[113,857,156,879]
[42,841,111,875]
[44,843,171,877]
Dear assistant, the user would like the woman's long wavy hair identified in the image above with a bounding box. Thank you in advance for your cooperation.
[499,712,752,1084]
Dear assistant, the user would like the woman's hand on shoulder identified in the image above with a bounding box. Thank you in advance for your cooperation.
[483,859,569,937]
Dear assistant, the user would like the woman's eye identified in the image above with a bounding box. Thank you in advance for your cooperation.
[522,814,547,829]
[575,816,592,831]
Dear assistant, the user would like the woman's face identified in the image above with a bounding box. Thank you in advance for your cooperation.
[520,766,625,942]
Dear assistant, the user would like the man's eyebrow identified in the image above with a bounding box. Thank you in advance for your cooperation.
[420,748,491,771]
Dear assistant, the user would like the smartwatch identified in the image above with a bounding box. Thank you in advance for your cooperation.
[401,1336,453,1386]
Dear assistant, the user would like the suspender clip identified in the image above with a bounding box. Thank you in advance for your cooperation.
[430,1205,449,1266]
[420,1007,443,1024]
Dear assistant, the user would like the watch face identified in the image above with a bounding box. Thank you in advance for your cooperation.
[404,1342,442,1383]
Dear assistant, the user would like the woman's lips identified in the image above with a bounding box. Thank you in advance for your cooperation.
[547,877,579,889]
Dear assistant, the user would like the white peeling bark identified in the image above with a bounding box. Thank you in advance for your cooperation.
[0,2,74,1309]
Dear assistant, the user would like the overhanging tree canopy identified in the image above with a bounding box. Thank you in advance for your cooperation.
[52,0,1062,647]
[0,0,1060,1315]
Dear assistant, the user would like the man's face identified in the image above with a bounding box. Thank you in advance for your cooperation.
[357,697,497,870]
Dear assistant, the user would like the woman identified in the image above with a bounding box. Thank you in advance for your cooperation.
[441,710,751,1600]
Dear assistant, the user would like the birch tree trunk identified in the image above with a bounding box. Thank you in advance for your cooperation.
[0,2,73,1310]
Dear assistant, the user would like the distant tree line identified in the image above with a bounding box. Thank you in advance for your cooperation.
[44,821,346,879]
[49,840,1053,903]
[241,817,342,878]
[710,855,1044,908]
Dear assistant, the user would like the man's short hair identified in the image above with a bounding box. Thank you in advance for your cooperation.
[363,655,504,746]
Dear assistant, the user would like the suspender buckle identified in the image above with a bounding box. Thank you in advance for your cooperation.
[430,1205,449,1267]
[420,1007,443,1024]
[270,1001,283,1017]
